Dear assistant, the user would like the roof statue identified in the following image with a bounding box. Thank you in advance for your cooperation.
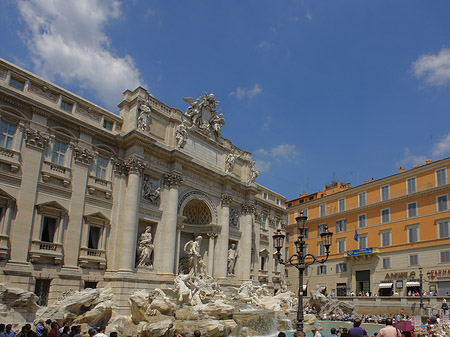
[176,93,225,148]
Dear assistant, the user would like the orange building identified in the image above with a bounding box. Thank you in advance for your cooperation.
[285,157,450,296]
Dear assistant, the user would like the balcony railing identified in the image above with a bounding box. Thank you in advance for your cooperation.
[79,247,107,269]
[0,147,21,172]
[0,234,10,259]
[41,161,71,186]
[29,240,63,264]
[87,176,112,199]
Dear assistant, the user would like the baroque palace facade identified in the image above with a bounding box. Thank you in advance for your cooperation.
[0,58,287,312]
[285,158,450,297]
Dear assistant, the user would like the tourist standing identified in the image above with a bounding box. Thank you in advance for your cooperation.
[1,325,15,337]
[311,326,322,337]
[93,327,106,337]
[349,319,367,337]
[378,318,401,337]
[329,328,338,337]
[35,320,46,337]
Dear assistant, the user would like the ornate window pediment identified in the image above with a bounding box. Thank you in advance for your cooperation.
[36,201,68,217]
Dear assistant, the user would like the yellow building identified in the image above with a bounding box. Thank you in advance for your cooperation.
[285,158,450,296]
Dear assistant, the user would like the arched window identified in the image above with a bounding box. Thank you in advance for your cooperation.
[183,200,212,225]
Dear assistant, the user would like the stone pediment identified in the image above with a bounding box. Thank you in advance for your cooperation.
[36,201,68,216]
[83,211,110,225]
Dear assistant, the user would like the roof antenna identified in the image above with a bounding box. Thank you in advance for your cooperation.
[430,135,433,158]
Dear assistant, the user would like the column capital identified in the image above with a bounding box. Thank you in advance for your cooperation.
[24,128,49,150]
[207,231,218,238]
[221,194,233,206]
[125,157,146,175]
[113,159,127,176]
[254,211,262,223]
[73,146,94,165]
[241,203,256,215]
[163,173,183,188]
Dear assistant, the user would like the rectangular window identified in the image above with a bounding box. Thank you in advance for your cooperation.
[84,281,97,289]
[284,269,289,277]
[359,235,367,249]
[441,251,450,263]
[407,202,417,218]
[88,226,101,249]
[409,254,419,266]
[381,185,390,201]
[336,263,347,273]
[359,192,366,207]
[51,141,68,166]
[336,219,347,233]
[317,265,327,275]
[338,198,346,212]
[60,100,73,112]
[302,208,308,217]
[337,238,346,253]
[382,257,391,269]
[381,208,390,223]
[0,120,17,149]
[407,177,416,194]
[103,119,113,131]
[285,232,290,243]
[436,168,447,187]
[438,221,449,239]
[35,279,51,306]
[320,204,326,217]
[358,214,366,228]
[408,226,419,243]
[318,242,325,256]
[41,217,57,243]
[9,77,25,91]
[96,156,109,179]
[437,195,449,212]
[381,230,391,247]
[318,224,326,235]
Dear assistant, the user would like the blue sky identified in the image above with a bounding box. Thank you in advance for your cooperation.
[2,0,450,200]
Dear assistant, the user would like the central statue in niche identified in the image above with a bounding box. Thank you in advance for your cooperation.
[183,235,208,276]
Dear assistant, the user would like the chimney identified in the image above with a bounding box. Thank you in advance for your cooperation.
[399,167,405,173]
[365,179,369,184]
[425,158,433,164]
[371,178,375,182]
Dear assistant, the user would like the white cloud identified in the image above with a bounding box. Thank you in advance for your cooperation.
[17,0,144,110]
[229,83,262,100]
[413,47,450,86]
[258,41,271,49]
[305,12,312,21]
[433,133,450,157]
[261,116,272,131]
[396,148,427,168]
[254,160,272,173]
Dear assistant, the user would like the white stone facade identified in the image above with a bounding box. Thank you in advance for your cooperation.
[0,59,287,313]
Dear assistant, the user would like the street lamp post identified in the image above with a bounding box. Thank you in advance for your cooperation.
[273,212,333,333]
[419,267,424,315]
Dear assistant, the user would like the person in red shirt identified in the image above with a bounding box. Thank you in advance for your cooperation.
[48,322,59,337]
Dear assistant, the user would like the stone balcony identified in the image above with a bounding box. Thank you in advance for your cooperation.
[29,240,63,264]
[87,176,112,199]
[79,247,107,269]
[41,161,71,187]
[0,147,21,172]
[258,269,269,282]
[0,234,10,259]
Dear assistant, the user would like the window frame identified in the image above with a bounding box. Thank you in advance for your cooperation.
[9,76,26,91]
[440,250,450,263]
[0,120,17,150]
[407,224,420,243]
[437,194,449,212]
[336,218,347,233]
[358,214,367,228]
[436,168,447,187]
[338,198,346,212]
[406,177,417,194]
[318,223,327,235]
[317,265,327,275]
[380,229,392,247]
[358,234,368,249]
[437,219,450,239]
[319,204,326,217]
[337,238,346,253]
[60,99,74,112]
[358,192,366,207]
[407,202,418,218]
[51,140,68,166]
[382,257,391,269]
[381,185,390,201]
[381,208,390,224]
[409,254,419,266]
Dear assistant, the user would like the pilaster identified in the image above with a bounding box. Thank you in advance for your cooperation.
[214,194,232,279]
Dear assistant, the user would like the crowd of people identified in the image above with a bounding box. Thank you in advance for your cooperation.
[0,321,116,337]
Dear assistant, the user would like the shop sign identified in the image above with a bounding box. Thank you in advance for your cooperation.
[384,271,416,280]
[429,269,450,279]
[346,248,373,256]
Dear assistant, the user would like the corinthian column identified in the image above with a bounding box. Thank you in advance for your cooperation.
[155,172,183,275]
[214,194,232,279]
[207,231,218,275]
[118,157,145,272]
[238,203,255,281]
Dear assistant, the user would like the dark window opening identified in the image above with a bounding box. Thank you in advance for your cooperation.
[35,278,51,306]
[41,217,57,242]
[84,281,97,289]
[88,226,101,249]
